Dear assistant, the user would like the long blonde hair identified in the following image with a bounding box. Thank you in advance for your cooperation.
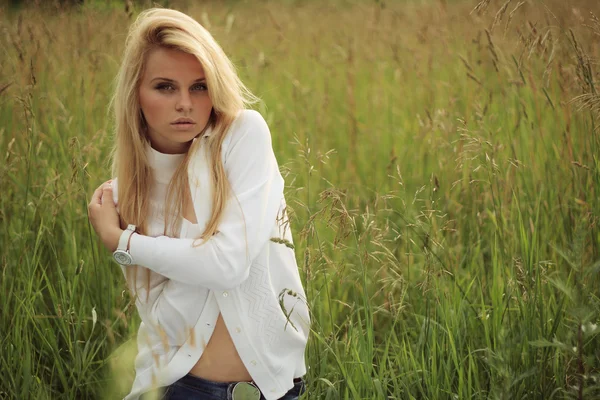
[110,8,258,300]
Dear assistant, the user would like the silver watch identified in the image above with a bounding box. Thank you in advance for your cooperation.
[112,224,136,265]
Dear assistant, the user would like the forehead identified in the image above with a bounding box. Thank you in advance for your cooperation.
[143,47,205,80]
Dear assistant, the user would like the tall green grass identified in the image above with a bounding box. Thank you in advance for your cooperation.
[1,0,599,398]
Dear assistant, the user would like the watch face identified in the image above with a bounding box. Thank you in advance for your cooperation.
[113,250,132,265]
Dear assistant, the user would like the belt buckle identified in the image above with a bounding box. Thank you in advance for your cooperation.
[231,381,261,400]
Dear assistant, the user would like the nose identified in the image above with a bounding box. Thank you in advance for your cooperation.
[175,90,192,112]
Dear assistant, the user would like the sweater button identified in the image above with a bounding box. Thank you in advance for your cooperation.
[235,327,241,333]
[222,291,228,297]
[250,360,257,366]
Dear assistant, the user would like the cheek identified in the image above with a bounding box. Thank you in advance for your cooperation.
[140,90,168,124]
[195,96,213,114]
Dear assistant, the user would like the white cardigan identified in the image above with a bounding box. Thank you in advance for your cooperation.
[113,110,310,400]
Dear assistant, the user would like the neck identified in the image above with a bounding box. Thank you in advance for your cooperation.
[146,144,186,184]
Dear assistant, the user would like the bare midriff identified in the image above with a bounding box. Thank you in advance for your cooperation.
[188,313,253,381]
[183,186,252,382]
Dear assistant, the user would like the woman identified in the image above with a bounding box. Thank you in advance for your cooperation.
[87,8,309,400]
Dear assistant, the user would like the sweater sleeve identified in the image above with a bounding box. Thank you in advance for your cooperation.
[127,110,285,290]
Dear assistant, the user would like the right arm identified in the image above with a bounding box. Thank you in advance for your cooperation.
[110,179,173,341]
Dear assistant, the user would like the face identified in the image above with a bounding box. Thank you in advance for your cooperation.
[138,47,213,154]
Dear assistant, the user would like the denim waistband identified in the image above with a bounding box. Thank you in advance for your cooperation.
[179,373,234,389]
[173,373,304,398]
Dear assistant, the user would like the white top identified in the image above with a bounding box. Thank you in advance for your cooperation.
[112,110,310,400]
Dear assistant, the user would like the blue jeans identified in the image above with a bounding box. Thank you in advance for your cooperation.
[142,373,306,400]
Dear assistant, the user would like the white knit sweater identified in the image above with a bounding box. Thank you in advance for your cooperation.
[112,110,310,400]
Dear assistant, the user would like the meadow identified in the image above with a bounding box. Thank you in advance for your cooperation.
[1,0,599,398]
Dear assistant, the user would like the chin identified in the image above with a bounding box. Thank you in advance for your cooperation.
[173,134,199,143]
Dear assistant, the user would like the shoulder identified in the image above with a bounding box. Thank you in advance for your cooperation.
[234,109,269,131]
[225,109,271,149]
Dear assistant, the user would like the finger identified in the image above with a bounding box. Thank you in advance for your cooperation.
[90,187,104,206]
[102,185,115,208]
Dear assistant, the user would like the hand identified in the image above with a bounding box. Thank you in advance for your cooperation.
[88,180,123,252]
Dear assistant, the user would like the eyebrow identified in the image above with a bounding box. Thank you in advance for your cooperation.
[150,77,206,83]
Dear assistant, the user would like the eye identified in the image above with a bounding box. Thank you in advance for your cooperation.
[191,83,208,92]
[155,83,175,92]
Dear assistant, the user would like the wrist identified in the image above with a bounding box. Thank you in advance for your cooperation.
[126,230,134,251]
[107,228,124,252]
[111,224,137,265]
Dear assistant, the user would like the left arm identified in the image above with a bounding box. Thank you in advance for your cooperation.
[88,179,171,332]
[128,111,284,290]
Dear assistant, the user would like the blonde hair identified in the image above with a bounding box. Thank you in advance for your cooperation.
[110,8,258,301]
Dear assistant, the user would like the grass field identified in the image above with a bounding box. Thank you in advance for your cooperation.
[1,0,599,398]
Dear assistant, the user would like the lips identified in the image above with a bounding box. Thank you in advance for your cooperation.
[171,118,196,125]
[170,118,197,131]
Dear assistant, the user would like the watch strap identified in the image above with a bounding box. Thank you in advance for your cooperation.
[117,224,136,251]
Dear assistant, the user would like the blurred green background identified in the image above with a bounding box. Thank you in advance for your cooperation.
[1,0,599,398]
